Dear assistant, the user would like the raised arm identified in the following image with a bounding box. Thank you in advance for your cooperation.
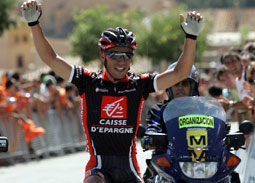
[21,1,72,81]
[156,11,203,91]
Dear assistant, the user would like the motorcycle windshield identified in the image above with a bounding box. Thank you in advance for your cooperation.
[163,96,226,161]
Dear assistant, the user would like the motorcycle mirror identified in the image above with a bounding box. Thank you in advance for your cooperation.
[225,133,245,150]
[225,122,231,134]
[239,120,254,135]
[147,133,168,148]
[0,136,8,152]
[137,124,146,139]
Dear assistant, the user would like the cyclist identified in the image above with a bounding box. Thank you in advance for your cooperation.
[21,1,203,183]
[143,62,200,182]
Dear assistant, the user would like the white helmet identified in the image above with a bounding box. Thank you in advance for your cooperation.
[166,62,200,100]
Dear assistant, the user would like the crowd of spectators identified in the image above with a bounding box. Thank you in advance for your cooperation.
[0,70,80,154]
[207,41,255,123]
[140,41,255,126]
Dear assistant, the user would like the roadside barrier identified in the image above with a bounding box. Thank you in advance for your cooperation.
[236,131,255,183]
[0,114,29,163]
[0,109,86,164]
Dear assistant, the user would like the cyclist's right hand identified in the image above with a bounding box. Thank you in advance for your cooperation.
[180,11,203,40]
[21,0,42,27]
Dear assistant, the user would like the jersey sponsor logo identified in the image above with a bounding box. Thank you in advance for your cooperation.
[91,126,133,134]
[118,88,136,94]
[141,73,150,79]
[95,88,109,93]
[91,119,133,134]
[178,115,214,128]
[99,119,127,125]
[101,96,127,119]
[75,66,83,78]
[83,68,91,76]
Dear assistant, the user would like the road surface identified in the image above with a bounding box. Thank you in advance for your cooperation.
[0,141,151,183]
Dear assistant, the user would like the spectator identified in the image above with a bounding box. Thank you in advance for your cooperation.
[4,79,45,154]
[240,50,255,68]
[243,41,255,56]
[216,66,238,100]
[45,79,64,122]
[221,51,251,122]
[199,72,210,96]
[208,85,223,99]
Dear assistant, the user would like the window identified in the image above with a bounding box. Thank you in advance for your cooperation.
[17,56,24,68]
[15,35,19,43]
[23,35,28,42]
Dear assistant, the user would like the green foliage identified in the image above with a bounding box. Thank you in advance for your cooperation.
[70,4,208,67]
[136,6,208,65]
[177,0,255,8]
[0,0,17,36]
[136,7,184,64]
[195,24,210,63]
[239,25,250,45]
[71,5,144,63]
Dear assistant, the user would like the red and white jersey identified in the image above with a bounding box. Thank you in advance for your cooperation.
[69,65,158,156]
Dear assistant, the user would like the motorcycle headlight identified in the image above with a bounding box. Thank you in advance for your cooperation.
[179,162,218,179]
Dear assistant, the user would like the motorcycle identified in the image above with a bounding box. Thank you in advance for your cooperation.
[141,96,253,183]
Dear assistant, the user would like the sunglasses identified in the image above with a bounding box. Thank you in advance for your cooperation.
[104,51,134,60]
[173,79,190,87]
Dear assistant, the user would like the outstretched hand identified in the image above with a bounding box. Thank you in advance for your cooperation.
[180,11,203,40]
[21,0,42,26]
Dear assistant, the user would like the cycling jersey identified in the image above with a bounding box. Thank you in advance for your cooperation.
[69,65,158,181]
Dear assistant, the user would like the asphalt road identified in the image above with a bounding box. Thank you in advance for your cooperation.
[0,141,152,183]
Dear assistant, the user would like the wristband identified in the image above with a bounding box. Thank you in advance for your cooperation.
[28,20,39,27]
[186,34,197,40]
[180,25,197,40]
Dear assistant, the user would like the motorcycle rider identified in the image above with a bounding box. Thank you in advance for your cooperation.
[142,63,241,183]
[21,1,203,182]
[143,62,200,182]
[145,62,199,134]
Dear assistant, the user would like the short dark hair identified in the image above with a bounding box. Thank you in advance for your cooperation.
[46,80,54,88]
[12,72,20,81]
[65,84,74,92]
[243,41,255,55]
[216,66,229,81]
[208,85,222,97]
[222,51,241,64]
[5,79,19,90]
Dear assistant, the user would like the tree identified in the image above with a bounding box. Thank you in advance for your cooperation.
[136,6,209,65]
[71,5,144,64]
[71,5,208,67]
[0,0,17,36]
[177,0,255,8]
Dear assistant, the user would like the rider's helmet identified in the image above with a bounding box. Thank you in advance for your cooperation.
[98,27,137,51]
[166,62,200,100]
